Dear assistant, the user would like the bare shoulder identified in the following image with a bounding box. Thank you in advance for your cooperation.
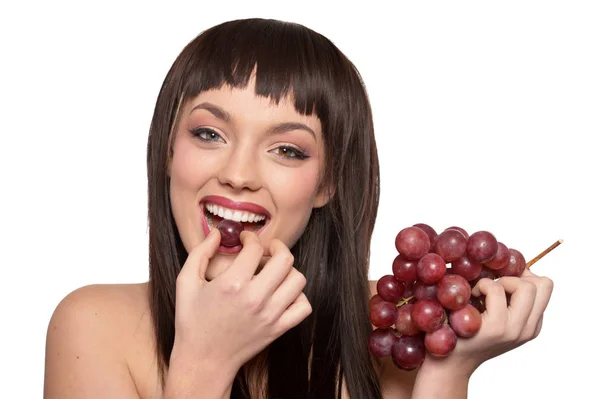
[367,280,417,399]
[44,282,155,398]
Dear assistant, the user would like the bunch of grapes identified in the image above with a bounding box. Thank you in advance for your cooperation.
[368,223,527,370]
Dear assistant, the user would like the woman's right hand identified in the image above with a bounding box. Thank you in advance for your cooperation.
[170,228,312,376]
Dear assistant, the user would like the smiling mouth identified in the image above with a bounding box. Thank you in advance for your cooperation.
[203,202,268,233]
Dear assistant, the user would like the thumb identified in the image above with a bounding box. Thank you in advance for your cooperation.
[178,229,221,284]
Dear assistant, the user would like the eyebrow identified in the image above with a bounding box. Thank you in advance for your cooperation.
[189,101,316,140]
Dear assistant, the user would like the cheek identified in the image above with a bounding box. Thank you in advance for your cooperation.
[169,140,211,250]
[272,166,321,208]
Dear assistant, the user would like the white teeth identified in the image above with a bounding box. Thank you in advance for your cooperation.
[232,211,242,222]
[204,203,267,223]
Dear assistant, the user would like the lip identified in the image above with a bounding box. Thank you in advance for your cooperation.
[200,195,271,254]
[200,195,271,219]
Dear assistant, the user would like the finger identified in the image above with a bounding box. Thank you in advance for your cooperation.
[472,278,508,326]
[520,275,554,336]
[276,292,312,333]
[222,231,267,281]
[495,277,537,333]
[533,315,544,338]
[521,268,537,277]
[267,269,307,317]
[251,240,295,297]
[177,228,221,285]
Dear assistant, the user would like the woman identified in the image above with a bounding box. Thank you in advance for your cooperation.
[44,18,553,398]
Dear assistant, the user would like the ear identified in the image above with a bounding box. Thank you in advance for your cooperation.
[313,184,335,208]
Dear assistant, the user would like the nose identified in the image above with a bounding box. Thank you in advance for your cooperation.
[217,145,261,191]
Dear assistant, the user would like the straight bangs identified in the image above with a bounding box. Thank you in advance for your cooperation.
[180,18,337,116]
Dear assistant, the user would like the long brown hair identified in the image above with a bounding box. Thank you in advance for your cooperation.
[146,18,381,398]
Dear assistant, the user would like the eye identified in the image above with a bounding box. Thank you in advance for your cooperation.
[271,146,309,160]
[189,127,225,143]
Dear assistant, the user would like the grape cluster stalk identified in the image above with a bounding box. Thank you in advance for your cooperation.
[368,223,528,370]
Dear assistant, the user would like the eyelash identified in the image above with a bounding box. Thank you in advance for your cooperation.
[189,127,310,160]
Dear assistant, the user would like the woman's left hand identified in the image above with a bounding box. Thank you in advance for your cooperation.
[408,268,553,398]
[421,267,555,376]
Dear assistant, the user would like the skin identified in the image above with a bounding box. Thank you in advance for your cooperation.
[44,79,554,399]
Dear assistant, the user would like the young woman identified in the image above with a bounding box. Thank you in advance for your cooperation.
[44,18,554,398]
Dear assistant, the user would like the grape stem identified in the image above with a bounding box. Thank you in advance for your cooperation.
[396,296,415,307]
[526,239,563,268]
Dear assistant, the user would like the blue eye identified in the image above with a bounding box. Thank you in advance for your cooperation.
[272,146,309,160]
[190,127,224,142]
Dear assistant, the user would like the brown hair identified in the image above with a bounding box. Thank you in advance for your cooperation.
[146,18,381,398]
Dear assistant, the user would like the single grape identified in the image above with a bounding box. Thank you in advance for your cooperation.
[369,294,385,310]
[395,226,431,260]
[424,324,457,357]
[414,281,437,301]
[484,242,511,270]
[449,304,482,338]
[450,255,483,281]
[370,301,398,328]
[410,299,446,332]
[392,255,418,283]
[469,295,486,313]
[392,335,426,370]
[444,226,469,240]
[395,304,421,336]
[216,220,243,247]
[433,229,467,262]
[495,248,526,277]
[470,266,497,287]
[403,281,416,300]
[466,231,498,263]
[368,328,398,357]
[416,253,447,285]
[377,275,405,303]
[413,223,437,251]
[436,274,471,311]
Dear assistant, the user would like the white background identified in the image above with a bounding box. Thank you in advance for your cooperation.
[1,0,598,397]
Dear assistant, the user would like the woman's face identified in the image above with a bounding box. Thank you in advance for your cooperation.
[169,79,329,280]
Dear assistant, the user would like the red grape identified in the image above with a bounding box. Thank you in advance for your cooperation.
[395,227,431,260]
[445,226,469,240]
[449,304,482,338]
[392,335,426,370]
[403,281,416,299]
[413,223,437,250]
[395,304,421,336]
[450,255,483,281]
[470,266,497,286]
[392,255,418,283]
[410,299,446,332]
[368,328,398,357]
[436,274,471,311]
[377,275,405,303]
[217,220,243,247]
[433,229,467,262]
[416,253,447,285]
[496,248,526,277]
[424,324,457,357]
[466,231,498,263]
[484,241,511,270]
[469,295,486,313]
[414,281,437,300]
[369,294,384,310]
[370,301,398,328]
